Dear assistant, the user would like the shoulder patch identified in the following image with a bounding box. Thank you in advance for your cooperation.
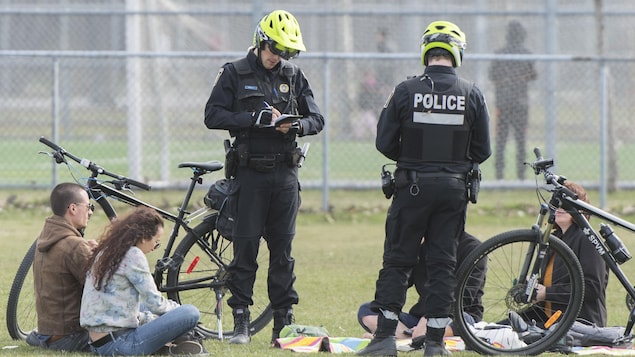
[213,68,224,87]
[384,88,395,108]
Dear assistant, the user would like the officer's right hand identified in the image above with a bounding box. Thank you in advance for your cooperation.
[253,108,273,127]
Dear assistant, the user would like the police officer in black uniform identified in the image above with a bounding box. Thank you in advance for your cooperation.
[204,10,324,346]
[357,21,490,357]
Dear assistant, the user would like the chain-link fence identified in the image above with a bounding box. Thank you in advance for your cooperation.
[3,0,635,208]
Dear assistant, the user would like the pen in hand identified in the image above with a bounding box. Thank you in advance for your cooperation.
[262,101,281,128]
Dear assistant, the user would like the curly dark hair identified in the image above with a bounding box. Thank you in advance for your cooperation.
[85,207,164,291]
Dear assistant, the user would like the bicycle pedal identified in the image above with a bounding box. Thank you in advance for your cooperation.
[155,257,173,270]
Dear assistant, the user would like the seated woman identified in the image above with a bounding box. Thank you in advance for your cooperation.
[531,181,608,326]
[80,207,203,356]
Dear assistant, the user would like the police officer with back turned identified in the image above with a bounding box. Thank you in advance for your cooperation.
[357,21,490,356]
[204,10,324,346]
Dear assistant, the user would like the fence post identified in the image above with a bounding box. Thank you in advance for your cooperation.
[50,57,60,187]
[126,0,142,181]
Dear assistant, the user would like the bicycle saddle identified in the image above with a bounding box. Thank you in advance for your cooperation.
[178,161,224,173]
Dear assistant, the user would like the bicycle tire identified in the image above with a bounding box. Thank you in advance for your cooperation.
[453,229,584,355]
[6,240,37,340]
[166,217,272,339]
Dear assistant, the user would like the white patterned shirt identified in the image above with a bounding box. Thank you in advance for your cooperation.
[80,246,179,332]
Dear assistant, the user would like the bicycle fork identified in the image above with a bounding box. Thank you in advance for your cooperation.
[518,204,553,305]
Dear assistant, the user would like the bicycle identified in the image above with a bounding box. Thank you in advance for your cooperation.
[452,148,635,355]
[6,136,273,341]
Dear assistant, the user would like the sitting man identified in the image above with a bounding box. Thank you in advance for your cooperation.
[358,231,486,348]
[26,183,97,352]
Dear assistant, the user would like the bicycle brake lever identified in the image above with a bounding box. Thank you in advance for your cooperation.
[39,150,66,164]
[110,180,135,195]
[111,180,124,190]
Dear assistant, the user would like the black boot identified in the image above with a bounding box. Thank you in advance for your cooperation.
[271,308,295,346]
[355,311,398,356]
[229,308,251,344]
[424,327,450,356]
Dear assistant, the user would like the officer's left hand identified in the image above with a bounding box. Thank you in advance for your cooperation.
[276,122,293,134]
[270,107,295,133]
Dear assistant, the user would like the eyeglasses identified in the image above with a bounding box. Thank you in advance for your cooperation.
[265,40,299,60]
[72,202,95,211]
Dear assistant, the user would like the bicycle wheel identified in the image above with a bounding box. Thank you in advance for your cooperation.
[6,240,37,340]
[166,217,272,340]
[453,229,584,355]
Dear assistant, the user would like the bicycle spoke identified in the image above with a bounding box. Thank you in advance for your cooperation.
[454,230,583,355]
[166,220,272,339]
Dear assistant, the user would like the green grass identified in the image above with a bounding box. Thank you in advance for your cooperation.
[3,188,635,356]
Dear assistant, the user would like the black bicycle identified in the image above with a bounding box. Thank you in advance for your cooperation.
[6,136,272,341]
[453,148,635,355]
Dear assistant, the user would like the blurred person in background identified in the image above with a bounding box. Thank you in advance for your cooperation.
[489,20,537,181]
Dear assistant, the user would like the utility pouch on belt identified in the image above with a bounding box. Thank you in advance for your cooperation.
[466,163,481,204]
[380,164,395,199]
[394,169,410,189]
[291,147,303,167]
[224,139,238,179]
[292,143,311,168]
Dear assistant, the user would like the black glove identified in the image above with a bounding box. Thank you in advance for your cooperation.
[252,108,273,127]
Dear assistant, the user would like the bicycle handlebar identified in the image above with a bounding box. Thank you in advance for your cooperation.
[39,136,152,191]
[531,147,554,175]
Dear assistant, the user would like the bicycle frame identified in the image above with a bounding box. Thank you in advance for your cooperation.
[528,160,635,335]
[557,191,635,335]
[84,167,227,294]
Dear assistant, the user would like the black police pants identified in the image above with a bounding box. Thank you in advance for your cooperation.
[226,165,300,311]
[370,175,467,318]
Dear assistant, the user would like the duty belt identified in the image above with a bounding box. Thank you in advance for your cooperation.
[395,170,467,196]
[247,153,288,172]
[395,170,466,182]
[413,172,466,180]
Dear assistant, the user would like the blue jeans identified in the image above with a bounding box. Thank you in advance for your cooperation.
[90,304,200,356]
[26,330,90,352]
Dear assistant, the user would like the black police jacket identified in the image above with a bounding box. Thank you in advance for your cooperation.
[204,48,324,153]
[376,65,491,173]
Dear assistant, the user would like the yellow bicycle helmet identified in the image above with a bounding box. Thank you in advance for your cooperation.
[253,10,306,60]
[420,20,467,67]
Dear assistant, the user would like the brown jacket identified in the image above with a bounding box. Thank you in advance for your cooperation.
[33,215,92,335]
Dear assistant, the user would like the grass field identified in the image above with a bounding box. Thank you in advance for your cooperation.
[2,187,635,356]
